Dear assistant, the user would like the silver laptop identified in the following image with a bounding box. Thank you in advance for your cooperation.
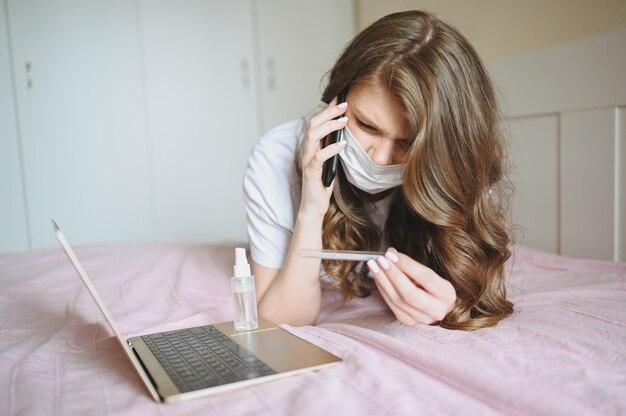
[53,221,341,404]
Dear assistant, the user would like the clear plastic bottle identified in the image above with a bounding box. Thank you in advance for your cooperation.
[231,247,258,331]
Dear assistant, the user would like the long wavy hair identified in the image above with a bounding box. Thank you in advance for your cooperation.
[317,10,514,330]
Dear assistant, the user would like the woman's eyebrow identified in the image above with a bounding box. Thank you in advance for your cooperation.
[352,106,412,141]
[352,107,382,131]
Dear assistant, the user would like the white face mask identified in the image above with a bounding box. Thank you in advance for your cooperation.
[338,127,404,194]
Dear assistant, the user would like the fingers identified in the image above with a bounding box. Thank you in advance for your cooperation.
[367,252,454,324]
[387,248,456,302]
[301,100,349,182]
[309,100,348,130]
[302,102,348,159]
[376,281,432,325]
[314,140,346,164]
[369,259,433,325]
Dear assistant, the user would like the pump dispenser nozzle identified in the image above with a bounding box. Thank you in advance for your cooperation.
[234,247,251,277]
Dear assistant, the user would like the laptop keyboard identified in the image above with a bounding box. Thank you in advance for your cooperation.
[140,325,276,393]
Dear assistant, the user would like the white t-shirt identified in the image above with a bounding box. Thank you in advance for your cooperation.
[243,118,306,268]
[243,117,395,269]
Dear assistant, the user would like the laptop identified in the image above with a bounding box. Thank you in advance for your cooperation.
[53,221,341,404]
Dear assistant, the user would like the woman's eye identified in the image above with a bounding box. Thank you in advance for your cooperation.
[357,120,376,132]
[398,140,412,149]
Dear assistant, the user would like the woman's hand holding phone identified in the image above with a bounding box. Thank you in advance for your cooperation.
[321,89,348,187]
[298,99,348,220]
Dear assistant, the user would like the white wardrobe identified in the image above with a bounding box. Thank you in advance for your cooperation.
[0,0,355,253]
[490,29,626,262]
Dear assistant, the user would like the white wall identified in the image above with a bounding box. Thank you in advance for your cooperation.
[0,0,355,253]
[0,0,29,252]
[489,29,626,261]
[6,0,155,251]
[354,0,626,62]
[139,0,260,244]
[5,2,623,262]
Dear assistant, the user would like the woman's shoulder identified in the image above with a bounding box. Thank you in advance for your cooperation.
[255,118,306,153]
[249,105,324,167]
[246,118,307,179]
[244,118,305,215]
[243,119,306,235]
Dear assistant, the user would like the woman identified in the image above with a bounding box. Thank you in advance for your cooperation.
[243,10,513,330]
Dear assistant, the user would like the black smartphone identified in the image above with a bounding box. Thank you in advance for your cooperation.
[321,88,348,187]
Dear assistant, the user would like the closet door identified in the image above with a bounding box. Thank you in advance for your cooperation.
[0,0,29,253]
[7,0,152,249]
[254,0,355,132]
[507,115,559,254]
[561,108,616,261]
[139,0,259,243]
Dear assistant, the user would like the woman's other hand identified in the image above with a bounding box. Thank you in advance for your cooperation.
[299,99,348,219]
[367,248,457,325]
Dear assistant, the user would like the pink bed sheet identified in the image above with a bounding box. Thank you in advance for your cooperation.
[1,243,625,415]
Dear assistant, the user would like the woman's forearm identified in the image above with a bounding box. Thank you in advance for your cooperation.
[257,213,324,326]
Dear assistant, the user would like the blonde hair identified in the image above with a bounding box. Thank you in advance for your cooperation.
[319,10,514,330]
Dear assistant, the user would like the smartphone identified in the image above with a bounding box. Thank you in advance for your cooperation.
[300,249,384,262]
[321,88,348,187]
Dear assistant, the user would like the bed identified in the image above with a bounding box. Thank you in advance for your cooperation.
[1,241,625,415]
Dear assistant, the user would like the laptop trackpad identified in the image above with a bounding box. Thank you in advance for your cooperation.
[230,328,339,373]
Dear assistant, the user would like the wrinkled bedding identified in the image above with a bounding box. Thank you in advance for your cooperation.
[1,243,625,415]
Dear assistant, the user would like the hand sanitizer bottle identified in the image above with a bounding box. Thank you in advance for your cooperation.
[231,247,258,331]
